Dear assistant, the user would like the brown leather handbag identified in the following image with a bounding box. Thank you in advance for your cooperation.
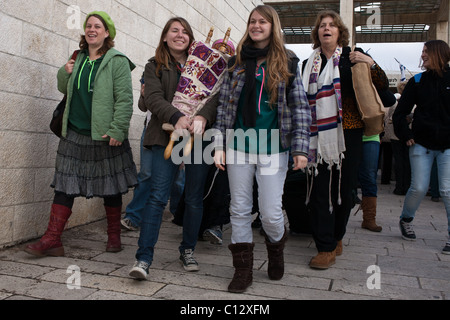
[351,49,385,136]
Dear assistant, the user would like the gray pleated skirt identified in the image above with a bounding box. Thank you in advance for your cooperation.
[51,129,138,198]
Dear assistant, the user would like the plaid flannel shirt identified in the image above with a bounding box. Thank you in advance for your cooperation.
[213,63,311,157]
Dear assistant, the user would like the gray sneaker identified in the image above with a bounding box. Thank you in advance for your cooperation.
[203,226,223,245]
[179,249,199,271]
[399,218,416,241]
[129,260,150,280]
[121,217,139,231]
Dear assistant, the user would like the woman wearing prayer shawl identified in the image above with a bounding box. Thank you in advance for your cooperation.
[301,10,390,269]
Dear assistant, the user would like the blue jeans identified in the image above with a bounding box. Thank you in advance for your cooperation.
[169,166,185,214]
[124,127,186,225]
[136,144,210,265]
[124,126,153,225]
[359,141,380,197]
[401,144,450,234]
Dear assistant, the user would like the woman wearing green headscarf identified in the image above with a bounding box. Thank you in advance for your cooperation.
[25,11,138,257]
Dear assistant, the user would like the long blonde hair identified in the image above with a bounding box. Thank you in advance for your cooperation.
[233,5,291,105]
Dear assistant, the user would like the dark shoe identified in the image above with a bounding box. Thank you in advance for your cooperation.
[24,204,72,257]
[431,197,440,202]
[202,226,223,245]
[399,218,416,241]
[179,249,199,272]
[442,240,450,255]
[265,231,287,280]
[105,206,123,252]
[228,243,254,293]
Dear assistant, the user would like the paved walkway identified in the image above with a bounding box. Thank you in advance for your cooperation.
[0,183,449,302]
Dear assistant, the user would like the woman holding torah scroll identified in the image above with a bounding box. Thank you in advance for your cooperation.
[129,17,219,280]
[213,5,311,293]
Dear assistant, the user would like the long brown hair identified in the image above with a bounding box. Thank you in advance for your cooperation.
[311,10,350,49]
[233,5,291,105]
[154,17,195,76]
[422,40,450,77]
[79,14,115,56]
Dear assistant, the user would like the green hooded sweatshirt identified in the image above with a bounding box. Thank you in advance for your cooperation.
[57,48,136,142]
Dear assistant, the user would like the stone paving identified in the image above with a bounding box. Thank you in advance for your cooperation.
[0,183,449,301]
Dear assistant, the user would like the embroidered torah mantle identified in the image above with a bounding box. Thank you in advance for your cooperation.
[173,41,230,119]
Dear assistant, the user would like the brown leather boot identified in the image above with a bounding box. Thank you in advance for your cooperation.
[24,204,72,257]
[228,243,254,293]
[309,250,336,269]
[105,206,123,252]
[361,196,382,232]
[265,230,287,280]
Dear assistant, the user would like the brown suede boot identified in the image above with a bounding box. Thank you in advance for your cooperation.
[361,196,382,232]
[265,230,287,280]
[228,243,254,293]
[105,206,123,252]
[309,250,336,270]
[24,204,72,257]
[336,240,343,256]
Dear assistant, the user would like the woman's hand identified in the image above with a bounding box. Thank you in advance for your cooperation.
[65,59,76,74]
[175,116,191,131]
[189,115,207,135]
[102,135,123,147]
[349,51,375,66]
[292,155,308,171]
[214,150,226,171]
[406,139,415,147]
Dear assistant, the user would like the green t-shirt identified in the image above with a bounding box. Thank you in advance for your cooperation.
[233,61,287,155]
[69,54,104,136]
[363,134,380,142]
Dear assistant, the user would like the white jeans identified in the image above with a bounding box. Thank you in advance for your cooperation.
[226,150,289,244]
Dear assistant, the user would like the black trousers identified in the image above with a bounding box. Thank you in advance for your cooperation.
[307,128,363,252]
[174,165,231,234]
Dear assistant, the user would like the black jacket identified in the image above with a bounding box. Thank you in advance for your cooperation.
[393,67,450,151]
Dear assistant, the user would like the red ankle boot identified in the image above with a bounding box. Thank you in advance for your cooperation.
[105,206,122,252]
[24,204,72,257]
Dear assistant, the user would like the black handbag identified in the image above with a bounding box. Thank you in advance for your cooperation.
[50,50,80,137]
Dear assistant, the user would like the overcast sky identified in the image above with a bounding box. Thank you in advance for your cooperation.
[287,42,424,74]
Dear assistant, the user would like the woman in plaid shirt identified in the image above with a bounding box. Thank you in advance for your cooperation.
[213,5,311,293]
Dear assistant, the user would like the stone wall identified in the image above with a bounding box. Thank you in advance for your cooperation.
[0,0,263,247]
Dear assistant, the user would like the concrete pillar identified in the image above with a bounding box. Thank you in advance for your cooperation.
[437,21,449,42]
[340,0,354,46]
